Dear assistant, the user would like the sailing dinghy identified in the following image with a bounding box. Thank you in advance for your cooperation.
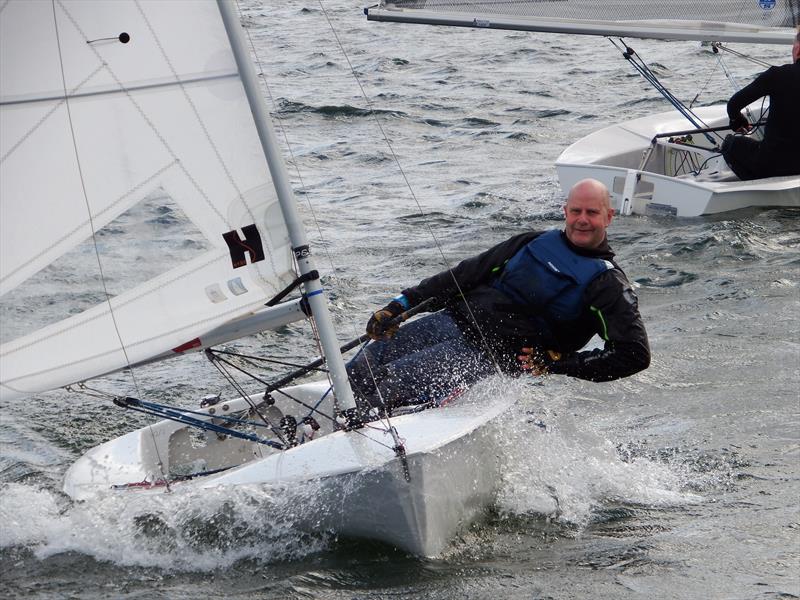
[0,0,516,556]
[366,0,800,216]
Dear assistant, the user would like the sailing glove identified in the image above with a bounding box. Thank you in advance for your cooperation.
[729,113,749,133]
[366,299,407,340]
[517,347,561,376]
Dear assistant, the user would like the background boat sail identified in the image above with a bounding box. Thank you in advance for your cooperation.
[0,0,520,556]
[366,0,800,216]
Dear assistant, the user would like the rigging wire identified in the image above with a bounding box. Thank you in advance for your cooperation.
[204,348,339,429]
[690,45,726,109]
[713,42,774,70]
[237,0,500,475]
[715,44,773,132]
[234,0,438,459]
[226,13,355,407]
[310,0,506,476]
[209,348,330,374]
[307,2,400,419]
[715,44,744,94]
[237,0,388,428]
[186,352,402,451]
[608,38,723,145]
[205,352,289,444]
[237,0,342,412]
[313,0,506,377]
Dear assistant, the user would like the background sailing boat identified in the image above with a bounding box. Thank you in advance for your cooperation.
[367,0,800,215]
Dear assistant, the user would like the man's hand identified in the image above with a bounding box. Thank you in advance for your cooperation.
[517,348,561,376]
[729,113,749,133]
[365,300,406,340]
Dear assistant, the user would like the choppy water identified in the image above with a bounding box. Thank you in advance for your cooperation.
[1,1,799,598]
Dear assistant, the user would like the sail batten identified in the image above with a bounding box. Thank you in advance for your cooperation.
[367,0,799,43]
[0,72,240,107]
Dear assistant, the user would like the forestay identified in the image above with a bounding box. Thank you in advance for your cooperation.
[366,0,799,43]
[0,1,301,400]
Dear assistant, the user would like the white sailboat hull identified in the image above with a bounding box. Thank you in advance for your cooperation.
[63,380,514,556]
[556,105,800,217]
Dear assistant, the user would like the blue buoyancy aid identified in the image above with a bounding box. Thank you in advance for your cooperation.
[491,230,614,321]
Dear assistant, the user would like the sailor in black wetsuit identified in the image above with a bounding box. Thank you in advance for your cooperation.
[721,28,800,181]
[347,179,650,411]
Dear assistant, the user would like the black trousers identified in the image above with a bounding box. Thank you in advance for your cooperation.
[721,135,762,181]
[346,311,496,410]
[721,134,800,181]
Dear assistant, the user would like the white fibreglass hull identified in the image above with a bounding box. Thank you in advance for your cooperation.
[556,105,800,217]
[63,380,514,556]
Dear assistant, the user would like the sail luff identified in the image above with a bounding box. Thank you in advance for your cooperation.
[216,0,356,411]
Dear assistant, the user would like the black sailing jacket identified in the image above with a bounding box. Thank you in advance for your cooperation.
[400,230,650,382]
[726,60,800,177]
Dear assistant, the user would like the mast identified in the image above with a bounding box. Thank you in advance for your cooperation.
[216,0,356,410]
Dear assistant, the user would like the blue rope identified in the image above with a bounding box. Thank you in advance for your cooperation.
[116,397,285,450]
[611,39,718,146]
[304,385,333,421]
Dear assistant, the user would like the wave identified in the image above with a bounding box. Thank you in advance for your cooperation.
[277,100,406,120]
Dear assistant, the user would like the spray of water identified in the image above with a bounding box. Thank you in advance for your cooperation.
[490,378,702,527]
[0,376,706,569]
[0,480,334,570]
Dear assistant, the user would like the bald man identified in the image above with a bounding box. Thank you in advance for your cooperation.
[348,179,650,413]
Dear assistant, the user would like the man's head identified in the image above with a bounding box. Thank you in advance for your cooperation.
[563,178,614,249]
[793,27,799,63]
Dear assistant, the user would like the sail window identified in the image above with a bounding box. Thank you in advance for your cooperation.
[227,278,248,296]
[0,193,209,344]
[205,284,227,304]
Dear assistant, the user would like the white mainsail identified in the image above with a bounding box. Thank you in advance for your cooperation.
[0,1,304,400]
[367,0,799,43]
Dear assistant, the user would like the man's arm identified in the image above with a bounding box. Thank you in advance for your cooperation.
[727,67,777,123]
[547,270,650,381]
[401,231,540,306]
[364,231,542,339]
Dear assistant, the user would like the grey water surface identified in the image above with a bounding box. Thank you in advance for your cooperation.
[1,1,798,598]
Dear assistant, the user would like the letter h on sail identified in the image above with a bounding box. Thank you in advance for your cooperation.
[222,224,265,268]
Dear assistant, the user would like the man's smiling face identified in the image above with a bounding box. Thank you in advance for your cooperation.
[563,179,614,249]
